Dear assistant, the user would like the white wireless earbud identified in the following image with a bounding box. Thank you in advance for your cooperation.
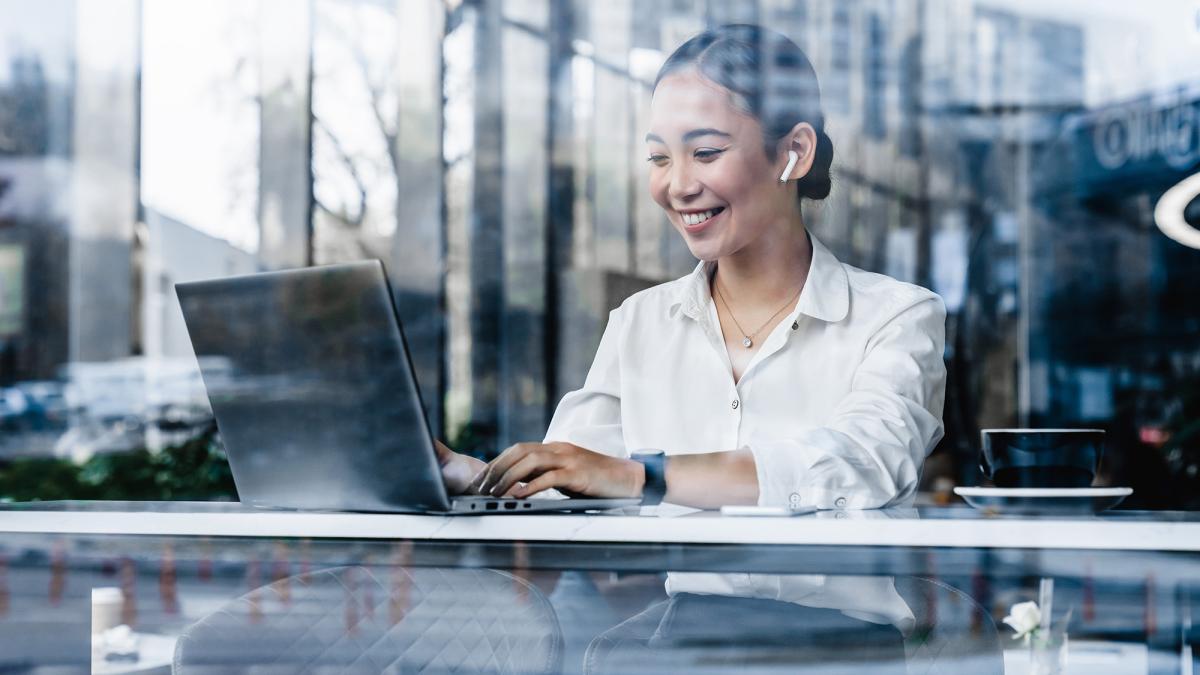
[779,150,799,184]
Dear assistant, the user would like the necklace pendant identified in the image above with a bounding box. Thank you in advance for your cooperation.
[742,336,753,348]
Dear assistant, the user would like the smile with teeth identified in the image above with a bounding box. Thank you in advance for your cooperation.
[680,207,725,226]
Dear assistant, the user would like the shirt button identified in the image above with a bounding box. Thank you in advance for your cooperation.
[731,399,740,409]
[789,493,802,506]
[791,321,799,330]
[834,497,847,508]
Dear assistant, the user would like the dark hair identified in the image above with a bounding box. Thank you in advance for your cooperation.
[654,24,834,201]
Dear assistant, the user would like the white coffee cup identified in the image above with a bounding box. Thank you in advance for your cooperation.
[91,587,123,635]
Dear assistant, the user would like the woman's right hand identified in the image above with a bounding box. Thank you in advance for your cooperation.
[434,440,487,496]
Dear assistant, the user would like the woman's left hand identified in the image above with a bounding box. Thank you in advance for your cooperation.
[469,442,645,499]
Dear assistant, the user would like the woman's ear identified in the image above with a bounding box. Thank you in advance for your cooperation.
[778,122,817,182]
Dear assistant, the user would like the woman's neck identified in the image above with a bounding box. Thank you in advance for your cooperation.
[712,222,813,313]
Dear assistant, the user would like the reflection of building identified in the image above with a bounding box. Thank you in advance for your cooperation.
[0,244,22,336]
[1028,87,1200,504]
[735,2,1089,487]
[0,0,1092,460]
[3,0,1198,505]
[912,6,1089,486]
[436,0,1087,469]
[0,3,138,384]
[0,46,73,383]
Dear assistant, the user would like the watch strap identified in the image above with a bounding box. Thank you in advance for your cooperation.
[632,451,667,506]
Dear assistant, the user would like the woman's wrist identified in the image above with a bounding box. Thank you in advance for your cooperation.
[625,457,647,499]
[443,452,486,495]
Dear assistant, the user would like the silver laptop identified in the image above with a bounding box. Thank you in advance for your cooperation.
[176,261,638,514]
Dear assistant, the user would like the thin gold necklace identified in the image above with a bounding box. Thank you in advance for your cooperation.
[713,278,803,348]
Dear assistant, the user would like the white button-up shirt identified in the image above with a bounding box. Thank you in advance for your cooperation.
[545,231,946,509]
[543,231,946,627]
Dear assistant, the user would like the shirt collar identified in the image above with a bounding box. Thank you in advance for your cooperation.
[666,230,849,323]
[793,231,850,322]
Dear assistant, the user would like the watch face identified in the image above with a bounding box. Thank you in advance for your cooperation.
[632,450,666,506]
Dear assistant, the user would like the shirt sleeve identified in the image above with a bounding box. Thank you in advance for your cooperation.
[542,305,627,458]
[748,292,947,510]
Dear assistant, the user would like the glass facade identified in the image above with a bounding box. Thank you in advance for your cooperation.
[2,2,1200,671]
[1,2,1200,502]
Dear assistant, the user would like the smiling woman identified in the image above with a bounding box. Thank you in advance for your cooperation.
[440,21,947,519]
[431,22,948,671]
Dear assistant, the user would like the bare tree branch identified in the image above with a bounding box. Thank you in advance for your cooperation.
[346,23,400,174]
[312,113,368,228]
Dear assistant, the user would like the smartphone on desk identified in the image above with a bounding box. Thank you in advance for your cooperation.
[719,505,818,517]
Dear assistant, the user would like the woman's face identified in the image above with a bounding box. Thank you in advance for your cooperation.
[646,69,798,262]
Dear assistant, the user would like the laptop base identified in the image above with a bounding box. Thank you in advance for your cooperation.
[449,496,640,514]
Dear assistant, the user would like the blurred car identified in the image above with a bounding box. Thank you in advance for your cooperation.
[0,387,29,428]
[14,380,68,427]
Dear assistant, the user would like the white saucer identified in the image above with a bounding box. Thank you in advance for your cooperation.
[953,486,1133,515]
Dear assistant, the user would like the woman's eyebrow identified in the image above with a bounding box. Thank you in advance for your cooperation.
[644,128,732,144]
[682,128,731,142]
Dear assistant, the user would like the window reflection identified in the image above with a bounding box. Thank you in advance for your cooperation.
[0,2,1198,504]
[0,529,1194,672]
[3,8,1200,673]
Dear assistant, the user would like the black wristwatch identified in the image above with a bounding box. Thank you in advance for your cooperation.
[631,450,667,506]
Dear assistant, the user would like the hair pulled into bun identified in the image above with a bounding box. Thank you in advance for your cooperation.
[796,127,833,200]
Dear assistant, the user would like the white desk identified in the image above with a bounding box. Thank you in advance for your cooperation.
[1,502,1198,552]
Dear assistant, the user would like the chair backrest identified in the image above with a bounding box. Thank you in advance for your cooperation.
[893,576,1004,675]
[174,565,563,674]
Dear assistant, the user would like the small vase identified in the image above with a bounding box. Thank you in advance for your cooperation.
[1028,629,1068,675]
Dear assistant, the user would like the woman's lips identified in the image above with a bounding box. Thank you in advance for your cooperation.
[680,207,726,234]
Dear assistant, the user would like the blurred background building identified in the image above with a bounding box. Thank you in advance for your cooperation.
[1,0,1199,507]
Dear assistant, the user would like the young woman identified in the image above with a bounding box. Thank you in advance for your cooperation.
[437,24,946,518]
[434,23,947,669]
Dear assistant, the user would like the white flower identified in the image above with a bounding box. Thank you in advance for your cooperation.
[98,624,139,657]
[1002,601,1042,643]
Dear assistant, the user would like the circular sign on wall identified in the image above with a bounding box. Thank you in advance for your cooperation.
[1154,172,1200,249]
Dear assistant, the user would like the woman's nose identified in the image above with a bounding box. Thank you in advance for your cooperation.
[668,163,702,202]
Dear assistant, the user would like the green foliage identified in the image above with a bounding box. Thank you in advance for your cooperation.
[0,424,237,502]
[0,456,90,501]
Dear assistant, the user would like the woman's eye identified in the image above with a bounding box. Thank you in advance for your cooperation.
[694,148,724,161]
[646,154,669,167]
